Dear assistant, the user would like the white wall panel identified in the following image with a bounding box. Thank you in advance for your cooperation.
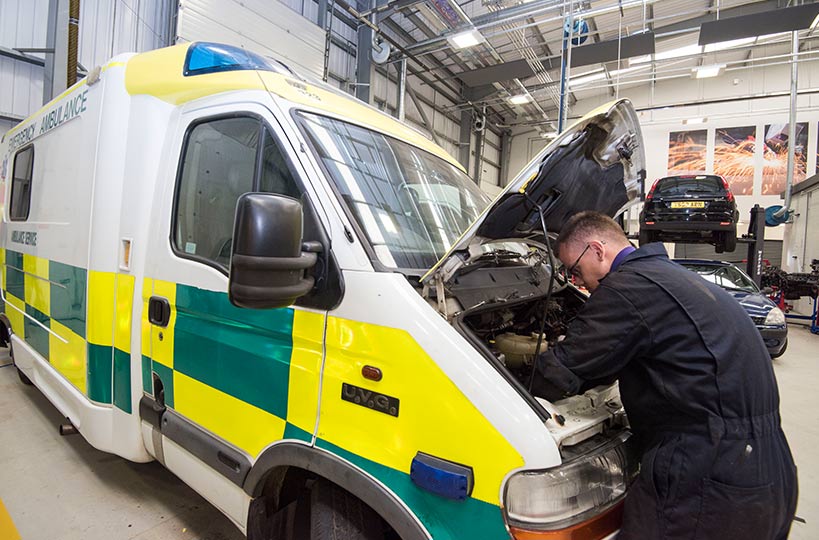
[328,44,353,85]
[79,0,172,70]
[0,0,48,121]
[482,143,499,164]
[2,0,170,130]
[333,18,356,42]
[177,0,325,78]
[0,119,16,134]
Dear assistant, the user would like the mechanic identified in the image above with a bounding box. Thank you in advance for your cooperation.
[531,211,797,540]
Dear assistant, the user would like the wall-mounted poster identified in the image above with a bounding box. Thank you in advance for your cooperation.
[668,130,707,175]
[714,126,756,195]
[762,122,807,195]
[816,123,819,175]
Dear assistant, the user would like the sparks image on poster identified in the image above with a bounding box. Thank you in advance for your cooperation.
[668,130,707,174]
[714,126,755,195]
[762,122,807,195]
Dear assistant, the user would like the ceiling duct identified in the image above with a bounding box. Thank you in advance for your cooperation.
[699,3,819,46]
[568,31,655,68]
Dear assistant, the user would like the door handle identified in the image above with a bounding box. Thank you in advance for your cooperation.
[148,296,171,327]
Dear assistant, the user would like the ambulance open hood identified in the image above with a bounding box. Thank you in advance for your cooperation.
[421,99,645,284]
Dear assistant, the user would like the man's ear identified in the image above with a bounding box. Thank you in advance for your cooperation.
[589,240,606,260]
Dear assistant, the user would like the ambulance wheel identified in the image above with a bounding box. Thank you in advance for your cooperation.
[7,338,32,386]
[17,368,33,385]
[310,479,384,540]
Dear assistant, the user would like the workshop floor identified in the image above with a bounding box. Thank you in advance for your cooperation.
[1,326,817,539]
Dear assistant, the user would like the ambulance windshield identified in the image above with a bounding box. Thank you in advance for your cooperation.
[298,112,492,270]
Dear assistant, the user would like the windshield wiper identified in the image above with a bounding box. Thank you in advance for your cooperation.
[721,285,755,293]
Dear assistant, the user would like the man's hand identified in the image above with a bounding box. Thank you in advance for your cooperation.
[530,350,582,402]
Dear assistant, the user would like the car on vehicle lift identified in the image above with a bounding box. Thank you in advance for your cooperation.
[640,174,739,252]
[674,259,788,358]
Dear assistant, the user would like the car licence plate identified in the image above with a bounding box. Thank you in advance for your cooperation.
[670,201,706,208]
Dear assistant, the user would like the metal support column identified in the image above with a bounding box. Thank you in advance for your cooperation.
[747,204,766,287]
[473,128,484,186]
[355,0,375,103]
[321,0,334,82]
[775,31,800,220]
[458,110,472,171]
[44,0,70,104]
[406,83,441,146]
[499,130,511,187]
[397,58,407,121]
[318,0,328,29]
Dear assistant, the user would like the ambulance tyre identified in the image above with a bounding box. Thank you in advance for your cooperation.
[310,479,384,540]
[17,367,33,385]
[2,327,32,386]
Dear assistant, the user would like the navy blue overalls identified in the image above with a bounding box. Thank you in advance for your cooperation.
[533,243,798,540]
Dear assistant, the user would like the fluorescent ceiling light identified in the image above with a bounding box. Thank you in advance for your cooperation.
[448,29,483,50]
[631,35,771,65]
[683,117,707,125]
[568,65,650,88]
[704,37,756,53]
[630,43,702,65]
[509,94,532,105]
[693,64,725,79]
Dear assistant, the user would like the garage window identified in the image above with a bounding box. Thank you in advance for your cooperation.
[10,146,34,221]
[172,115,301,269]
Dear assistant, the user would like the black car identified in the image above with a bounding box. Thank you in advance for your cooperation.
[640,174,739,252]
[674,259,788,358]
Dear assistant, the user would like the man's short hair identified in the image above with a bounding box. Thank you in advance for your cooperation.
[556,211,628,253]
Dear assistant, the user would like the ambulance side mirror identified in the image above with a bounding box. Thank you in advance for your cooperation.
[228,193,319,309]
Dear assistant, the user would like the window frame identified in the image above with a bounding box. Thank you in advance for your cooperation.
[9,145,35,222]
[169,112,306,275]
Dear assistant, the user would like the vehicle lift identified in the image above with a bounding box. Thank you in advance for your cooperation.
[742,204,819,335]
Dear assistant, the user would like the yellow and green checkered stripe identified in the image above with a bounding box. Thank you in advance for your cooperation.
[138,283,514,538]
[1,248,133,412]
[140,282,321,458]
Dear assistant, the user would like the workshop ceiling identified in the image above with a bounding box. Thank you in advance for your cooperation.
[374,0,819,133]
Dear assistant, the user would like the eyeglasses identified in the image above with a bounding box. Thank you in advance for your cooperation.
[567,244,591,278]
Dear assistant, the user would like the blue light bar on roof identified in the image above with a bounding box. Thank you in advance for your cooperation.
[183,42,291,77]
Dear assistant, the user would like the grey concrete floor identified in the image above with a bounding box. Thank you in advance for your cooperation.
[0,348,243,540]
[0,327,817,539]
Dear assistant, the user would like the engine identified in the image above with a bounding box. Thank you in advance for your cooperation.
[428,258,586,392]
[461,293,583,387]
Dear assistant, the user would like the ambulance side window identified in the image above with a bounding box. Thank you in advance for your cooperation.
[173,115,302,270]
[10,146,34,221]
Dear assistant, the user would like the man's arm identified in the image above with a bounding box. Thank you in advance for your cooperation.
[532,284,651,401]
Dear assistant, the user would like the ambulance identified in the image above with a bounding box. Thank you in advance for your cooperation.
[0,41,645,540]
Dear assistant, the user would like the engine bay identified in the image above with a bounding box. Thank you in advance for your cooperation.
[435,254,586,391]
[422,252,629,448]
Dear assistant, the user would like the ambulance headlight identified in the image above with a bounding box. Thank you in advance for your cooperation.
[503,432,638,537]
[764,307,786,326]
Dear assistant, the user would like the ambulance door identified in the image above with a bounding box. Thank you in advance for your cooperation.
[142,103,326,484]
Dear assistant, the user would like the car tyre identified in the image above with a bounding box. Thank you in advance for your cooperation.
[310,479,383,540]
[771,340,788,359]
[639,229,653,246]
[724,228,737,252]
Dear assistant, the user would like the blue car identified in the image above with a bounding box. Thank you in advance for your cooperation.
[674,259,788,358]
